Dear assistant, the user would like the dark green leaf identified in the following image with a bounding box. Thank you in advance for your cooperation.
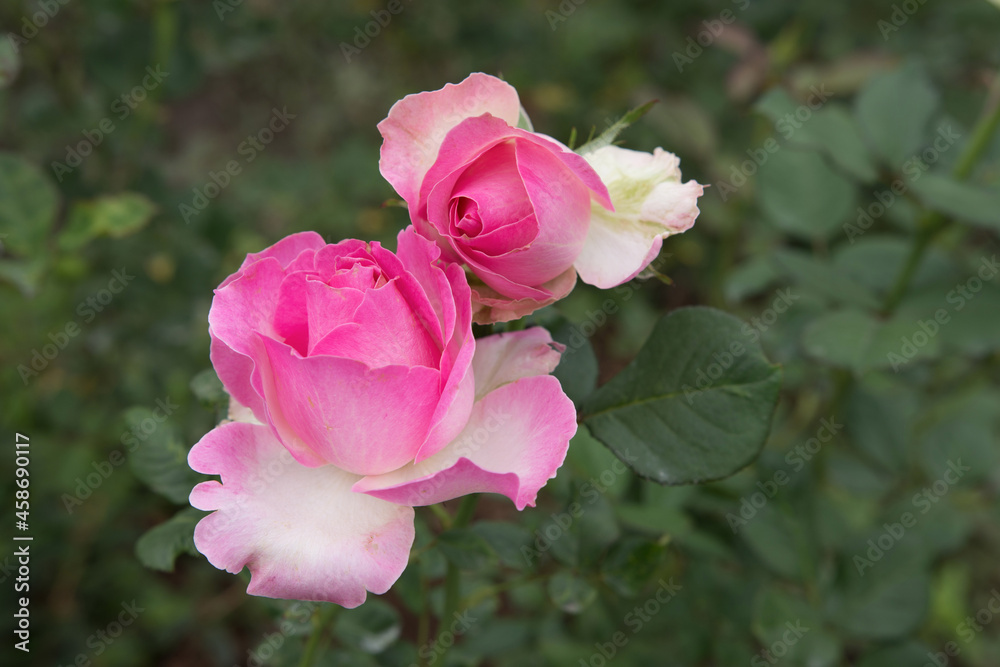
[581,307,782,485]
[127,407,204,504]
[59,193,157,251]
[910,173,1000,231]
[0,153,59,257]
[437,528,493,570]
[546,572,596,614]
[135,507,203,572]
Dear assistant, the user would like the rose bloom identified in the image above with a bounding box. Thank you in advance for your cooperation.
[189,229,576,606]
[378,73,703,323]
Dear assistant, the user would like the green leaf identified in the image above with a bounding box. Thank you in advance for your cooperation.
[436,528,493,570]
[333,599,401,654]
[910,173,1000,231]
[135,507,203,572]
[576,100,657,154]
[855,62,939,166]
[581,307,782,485]
[0,37,21,89]
[758,148,856,240]
[59,193,157,251]
[801,308,940,373]
[739,502,806,579]
[846,381,916,471]
[127,407,204,504]
[0,153,59,257]
[0,258,46,297]
[600,537,667,596]
[772,249,881,310]
[830,567,930,639]
[190,367,227,409]
[546,572,597,614]
[550,321,599,407]
[756,90,878,182]
[857,643,935,667]
[469,521,534,570]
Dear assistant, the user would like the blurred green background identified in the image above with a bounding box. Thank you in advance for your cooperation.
[2,0,1000,665]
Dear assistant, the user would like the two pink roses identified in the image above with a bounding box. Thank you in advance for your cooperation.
[188,74,703,607]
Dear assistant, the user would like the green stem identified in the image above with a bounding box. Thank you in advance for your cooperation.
[506,318,528,332]
[298,605,338,667]
[438,495,479,663]
[882,80,1000,314]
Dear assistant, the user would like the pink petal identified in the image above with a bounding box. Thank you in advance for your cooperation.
[378,73,521,206]
[353,375,577,510]
[258,336,441,475]
[471,327,564,399]
[221,231,325,288]
[470,266,577,324]
[189,421,414,607]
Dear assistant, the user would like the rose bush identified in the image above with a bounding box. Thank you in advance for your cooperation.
[189,229,577,606]
[378,72,704,322]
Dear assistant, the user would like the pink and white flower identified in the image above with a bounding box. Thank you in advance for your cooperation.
[377,72,703,321]
[189,229,576,607]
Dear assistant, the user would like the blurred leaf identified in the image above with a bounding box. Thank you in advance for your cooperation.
[0,37,20,88]
[756,90,878,182]
[581,307,782,485]
[0,153,59,256]
[739,502,806,579]
[855,62,939,166]
[127,407,204,504]
[0,258,46,297]
[600,537,667,596]
[547,572,596,614]
[772,249,881,310]
[59,193,157,251]
[910,173,1000,231]
[576,100,656,154]
[190,367,226,408]
[470,521,534,570]
[846,382,916,470]
[856,642,935,667]
[830,561,930,639]
[135,507,203,572]
[758,149,856,239]
[801,309,940,373]
[334,599,401,654]
[437,528,493,571]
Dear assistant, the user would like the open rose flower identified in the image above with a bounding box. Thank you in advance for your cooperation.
[378,72,703,322]
[188,229,577,606]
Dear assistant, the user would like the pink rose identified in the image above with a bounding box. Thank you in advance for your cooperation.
[189,229,577,606]
[378,73,613,323]
[378,73,704,322]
